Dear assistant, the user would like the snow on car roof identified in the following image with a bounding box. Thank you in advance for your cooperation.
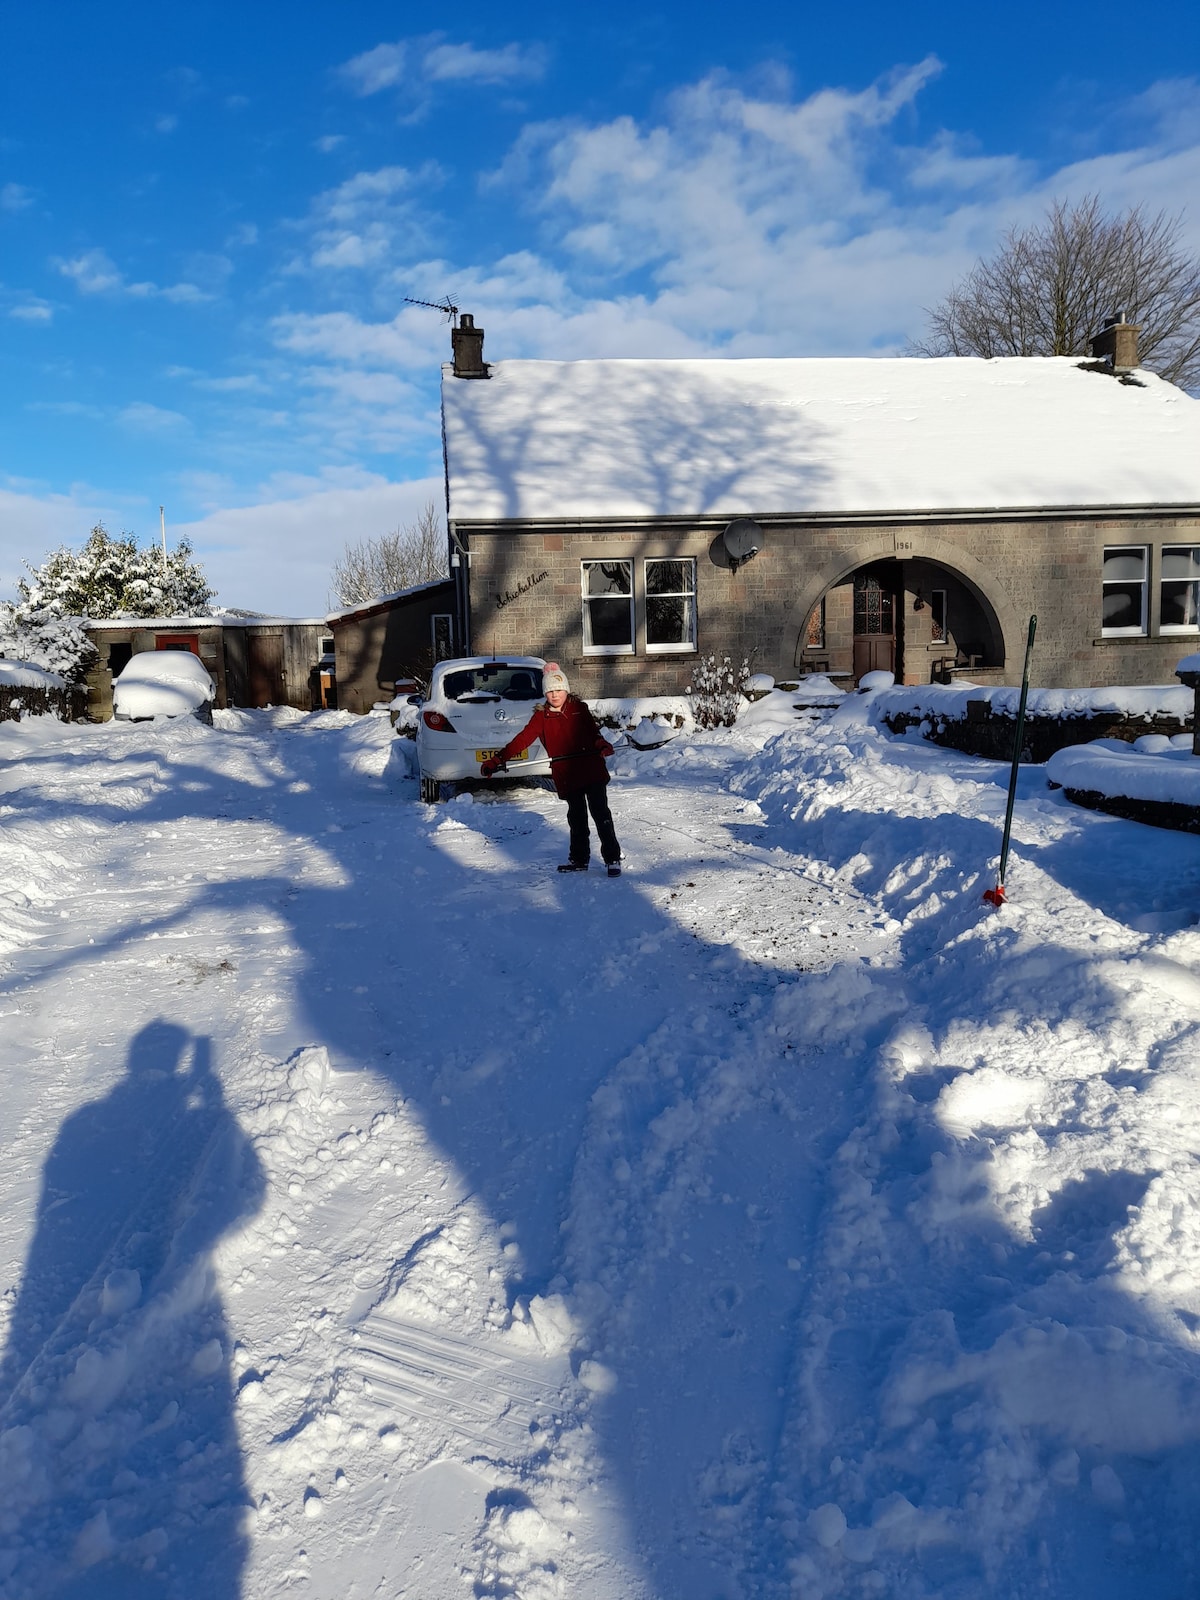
[116,650,214,687]
[442,356,1200,523]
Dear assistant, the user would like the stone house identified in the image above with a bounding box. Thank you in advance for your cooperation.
[439,318,1200,691]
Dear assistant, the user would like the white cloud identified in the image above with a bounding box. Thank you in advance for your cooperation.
[155,114,179,135]
[1,182,33,212]
[339,41,407,96]
[9,299,52,322]
[194,374,267,393]
[421,41,545,85]
[466,63,1200,358]
[0,483,141,600]
[117,402,190,432]
[0,471,445,615]
[301,163,440,274]
[55,248,124,293]
[314,134,346,153]
[53,247,212,304]
[171,471,445,614]
[337,33,544,113]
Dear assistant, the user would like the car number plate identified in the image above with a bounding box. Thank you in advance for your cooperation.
[476,748,527,761]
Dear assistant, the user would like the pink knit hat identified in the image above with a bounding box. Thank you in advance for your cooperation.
[542,662,570,693]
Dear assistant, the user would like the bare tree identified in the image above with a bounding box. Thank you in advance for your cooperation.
[330,501,448,607]
[910,196,1200,389]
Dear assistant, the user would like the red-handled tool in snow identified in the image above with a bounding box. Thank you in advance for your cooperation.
[983,614,1037,908]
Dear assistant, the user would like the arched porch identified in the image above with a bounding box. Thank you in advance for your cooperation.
[791,549,1013,686]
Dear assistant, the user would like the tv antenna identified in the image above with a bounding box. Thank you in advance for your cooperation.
[404,294,460,326]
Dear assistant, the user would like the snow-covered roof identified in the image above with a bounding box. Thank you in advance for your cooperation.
[441,356,1200,524]
[84,614,327,630]
[325,576,454,625]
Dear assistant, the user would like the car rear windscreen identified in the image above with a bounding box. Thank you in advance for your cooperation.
[443,666,543,701]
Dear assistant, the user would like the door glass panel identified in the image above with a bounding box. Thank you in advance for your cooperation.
[853,577,893,636]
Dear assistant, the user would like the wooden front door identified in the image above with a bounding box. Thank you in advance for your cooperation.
[852,573,896,680]
[247,634,284,707]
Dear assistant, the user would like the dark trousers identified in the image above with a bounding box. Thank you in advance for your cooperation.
[566,783,621,865]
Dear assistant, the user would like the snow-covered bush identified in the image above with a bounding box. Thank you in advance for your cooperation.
[18,523,215,620]
[686,653,751,728]
[0,603,96,685]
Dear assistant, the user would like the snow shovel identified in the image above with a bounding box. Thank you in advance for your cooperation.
[983,614,1037,908]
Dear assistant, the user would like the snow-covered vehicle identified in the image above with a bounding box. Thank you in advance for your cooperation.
[416,655,550,803]
[112,649,216,724]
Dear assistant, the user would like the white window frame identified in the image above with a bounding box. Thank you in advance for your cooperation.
[1159,544,1200,635]
[581,559,635,655]
[643,557,698,654]
[1101,544,1149,637]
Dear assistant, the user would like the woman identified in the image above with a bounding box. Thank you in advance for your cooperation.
[480,663,622,874]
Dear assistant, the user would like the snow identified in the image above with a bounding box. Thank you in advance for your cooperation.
[0,659,65,690]
[112,650,216,721]
[442,357,1200,522]
[857,668,895,692]
[325,577,452,623]
[873,680,1194,722]
[1048,737,1200,805]
[3,698,1200,1598]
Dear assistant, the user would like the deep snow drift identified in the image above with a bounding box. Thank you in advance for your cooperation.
[2,696,1200,1599]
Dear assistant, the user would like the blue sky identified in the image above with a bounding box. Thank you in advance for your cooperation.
[3,0,1199,615]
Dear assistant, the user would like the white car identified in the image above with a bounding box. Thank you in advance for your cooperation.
[416,655,551,802]
[112,650,216,724]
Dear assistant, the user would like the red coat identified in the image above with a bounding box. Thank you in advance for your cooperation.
[497,696,613,797]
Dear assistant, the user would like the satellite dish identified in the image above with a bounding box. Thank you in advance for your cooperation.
[721,518,764,571]
[708,532,734,569]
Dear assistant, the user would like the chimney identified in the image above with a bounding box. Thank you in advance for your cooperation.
[1089,312,1141,373]
[451,313,489,379]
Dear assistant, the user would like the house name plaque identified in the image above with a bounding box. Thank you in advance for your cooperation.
[495,570,549,610]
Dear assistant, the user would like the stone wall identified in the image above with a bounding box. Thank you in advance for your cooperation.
[462,512,1200,697]
[1,683,88,724]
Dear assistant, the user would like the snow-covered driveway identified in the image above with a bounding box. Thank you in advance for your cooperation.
[3,700,1200,1600]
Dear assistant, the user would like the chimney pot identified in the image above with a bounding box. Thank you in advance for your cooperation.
[1090,314,1141,372]
[452,313,489,379]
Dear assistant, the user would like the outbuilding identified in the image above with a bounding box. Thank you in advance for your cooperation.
[85,615,329,720]
[327,578,457,713]
[440,318,1200,691]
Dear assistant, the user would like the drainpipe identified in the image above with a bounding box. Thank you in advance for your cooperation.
[449,521,471,655]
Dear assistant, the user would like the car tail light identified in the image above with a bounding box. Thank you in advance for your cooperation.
[422,709,456,732]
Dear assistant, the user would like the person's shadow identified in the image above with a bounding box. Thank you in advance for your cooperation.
[0,1022,265,1599]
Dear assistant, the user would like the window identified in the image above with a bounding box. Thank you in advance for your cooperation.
[805,599,826,651]
[930,590,947,644]
[431,614,454,660]
[853,574,894,636]
[581,560,634,654]
[645,558,697,652]
[1102,546,1148,635]
[1160,546,1200,634]
[441,663,541,701]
